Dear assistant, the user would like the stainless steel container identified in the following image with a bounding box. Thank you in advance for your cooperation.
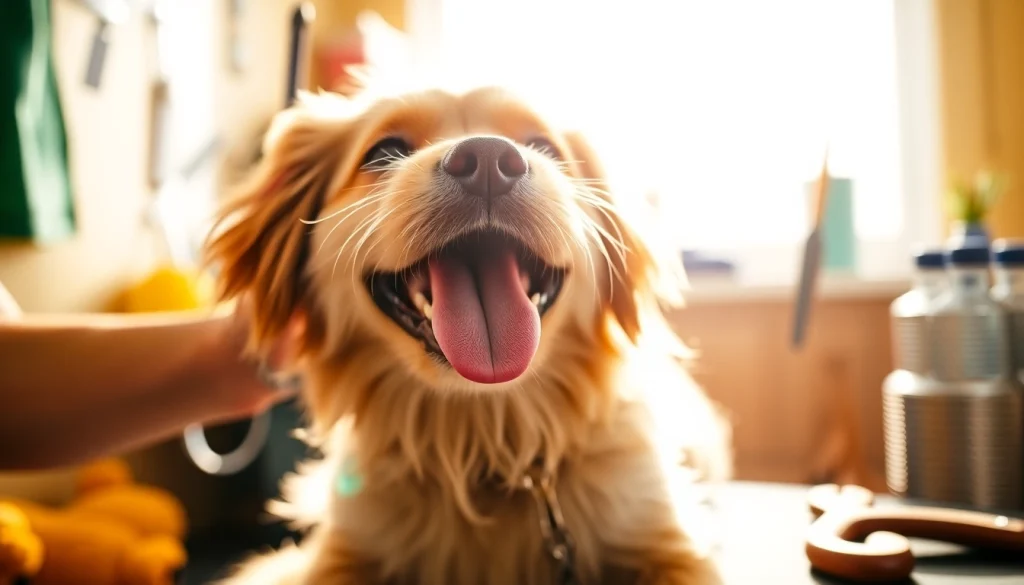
[883,244,1024,512]
[883,370,1023,511]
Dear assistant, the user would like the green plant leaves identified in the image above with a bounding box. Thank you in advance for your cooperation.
[945,170,1009,224]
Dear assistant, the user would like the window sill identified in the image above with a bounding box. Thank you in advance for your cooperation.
[680,272,909,305]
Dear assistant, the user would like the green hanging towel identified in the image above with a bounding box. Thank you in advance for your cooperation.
[0,0,76,243]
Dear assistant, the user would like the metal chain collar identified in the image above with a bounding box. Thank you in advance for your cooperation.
[521,465,581,585]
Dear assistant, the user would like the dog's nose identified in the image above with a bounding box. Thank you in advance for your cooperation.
[442,136,528,198]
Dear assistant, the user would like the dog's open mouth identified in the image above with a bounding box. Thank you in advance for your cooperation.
[366,229,565,384]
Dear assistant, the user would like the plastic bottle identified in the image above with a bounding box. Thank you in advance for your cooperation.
[889,249,947,375]
[991,239,1024,381]
[884,243,1023,511]
[930,244,1008,381]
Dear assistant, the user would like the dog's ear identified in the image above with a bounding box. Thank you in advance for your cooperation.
[560,130,684,344]
[204,96,356,351]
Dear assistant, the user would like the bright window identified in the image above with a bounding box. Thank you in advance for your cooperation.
[404,0,943,284]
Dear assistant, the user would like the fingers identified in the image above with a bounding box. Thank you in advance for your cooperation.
[267,310,307,369]
[244,301,307,400]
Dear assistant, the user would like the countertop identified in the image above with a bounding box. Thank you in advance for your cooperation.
[182,481,1024,584]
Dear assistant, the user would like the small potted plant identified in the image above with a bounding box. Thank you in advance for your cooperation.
[945,170,1008,248]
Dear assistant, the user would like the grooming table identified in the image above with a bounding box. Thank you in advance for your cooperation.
[182,481,1024,584]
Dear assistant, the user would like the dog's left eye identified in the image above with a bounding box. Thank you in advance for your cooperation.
[362,137,412,170]
[524,137,562,160]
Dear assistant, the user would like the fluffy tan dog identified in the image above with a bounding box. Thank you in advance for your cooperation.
[207,84,731,585]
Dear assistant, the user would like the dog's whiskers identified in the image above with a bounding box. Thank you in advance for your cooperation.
[329,190,408,283]
[329,202,389,280]
[302,178,394,225]
[548,198,600,307]
[313,191,391,259]
[359,154,409,173]
[571,205,627,304]
[572,186,630,256]
[350,194,408,278]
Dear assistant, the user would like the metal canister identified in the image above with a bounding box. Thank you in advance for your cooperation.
[883,370,1023,511]
[883,244,1024,511]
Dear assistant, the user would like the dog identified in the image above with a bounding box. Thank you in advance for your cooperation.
[205,83,732,585]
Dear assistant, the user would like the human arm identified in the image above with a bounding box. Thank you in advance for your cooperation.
[0,295,303,470]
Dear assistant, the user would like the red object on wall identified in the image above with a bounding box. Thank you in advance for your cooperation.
[316,29,368,93]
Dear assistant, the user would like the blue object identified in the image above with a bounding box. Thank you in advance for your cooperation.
[914,248,946,269]
[814,177,857,272]
[993,241,1024,266]
[946,245,990,266]
[947,221,991,250]
[681,250,735,275]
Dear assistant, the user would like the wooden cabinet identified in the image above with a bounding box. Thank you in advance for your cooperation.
[667,285,900,492]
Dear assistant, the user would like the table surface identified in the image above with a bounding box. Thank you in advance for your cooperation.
[183,481,1024,584]
[710,482,1024,584]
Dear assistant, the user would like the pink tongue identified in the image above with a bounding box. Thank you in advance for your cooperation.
[428,248,540,384]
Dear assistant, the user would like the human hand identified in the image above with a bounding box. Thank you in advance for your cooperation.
[196,295,307,422]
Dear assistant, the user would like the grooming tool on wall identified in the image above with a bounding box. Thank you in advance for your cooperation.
[74,0,130,89]
[287,2,316,106]
[805,483,1024,582]
[181,2,316,477]
[241,2,314,167]
[791,149,831,349]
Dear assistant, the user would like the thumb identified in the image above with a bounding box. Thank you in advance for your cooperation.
[256,310,307,395]
[270,312,307,368]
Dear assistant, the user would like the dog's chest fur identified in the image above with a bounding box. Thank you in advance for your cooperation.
[323,403,674,585]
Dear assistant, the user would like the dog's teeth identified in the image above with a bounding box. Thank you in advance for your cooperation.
[413,292,430,315]
[407,272,429,301]
[413,291,434,320]
[531,293,541,306]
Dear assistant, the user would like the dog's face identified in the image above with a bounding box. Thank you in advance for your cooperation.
[208,86,669,397]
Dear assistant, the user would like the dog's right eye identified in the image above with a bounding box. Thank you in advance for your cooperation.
[362,137,412,170]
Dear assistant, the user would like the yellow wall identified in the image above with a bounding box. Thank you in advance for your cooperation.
[935,0,1024,238]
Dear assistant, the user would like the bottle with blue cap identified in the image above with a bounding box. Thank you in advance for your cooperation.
[883,241,1023,511]
[929,242,1009,380]
[889,248,947,375]
[991,239,1024,381]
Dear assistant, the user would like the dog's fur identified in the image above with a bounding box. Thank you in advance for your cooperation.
[206,84,732,585]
